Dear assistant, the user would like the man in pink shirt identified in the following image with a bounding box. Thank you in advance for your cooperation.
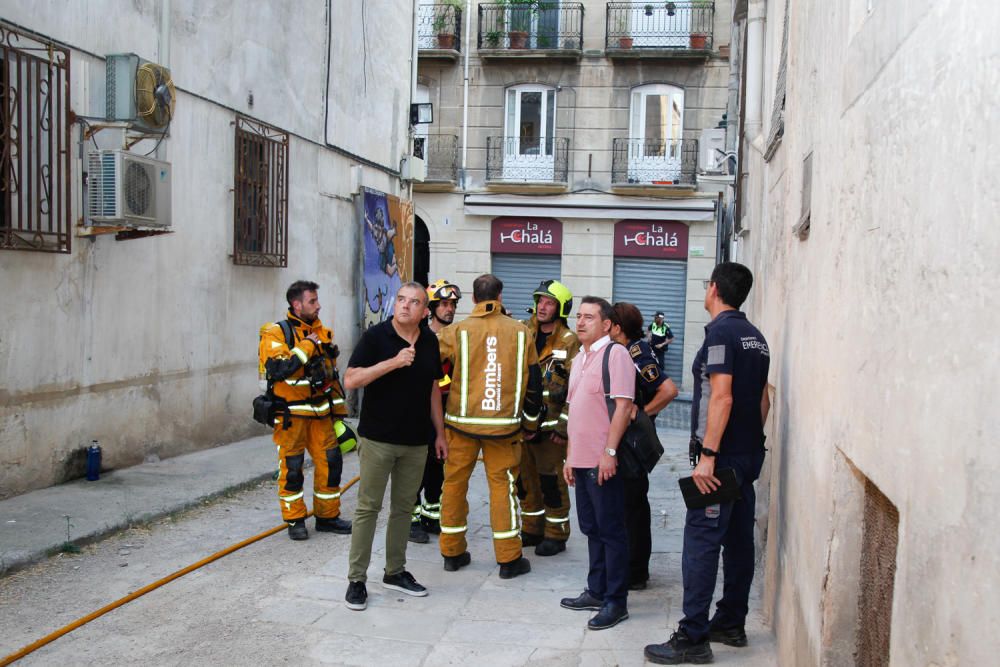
[559,296,635,631]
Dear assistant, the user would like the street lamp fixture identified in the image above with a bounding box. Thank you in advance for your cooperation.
[410,102,433,125]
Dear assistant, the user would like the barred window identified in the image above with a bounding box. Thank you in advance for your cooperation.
[233,116,288,267]
[0,23,72,254]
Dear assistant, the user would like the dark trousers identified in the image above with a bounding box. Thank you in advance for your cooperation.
[680,452,765,642]
[654,347,666,370]
[574,467,629,607]
[416,445,444,505]
[623,472,652,585]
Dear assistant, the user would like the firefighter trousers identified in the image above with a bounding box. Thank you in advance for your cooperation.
[518,433,572,541]
[439,430,523,564]
[273,417,343,522]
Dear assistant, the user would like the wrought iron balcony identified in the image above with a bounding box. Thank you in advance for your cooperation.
[413,134,459,184]
[486,136,569,184]
[477,3,584,56]
[605,2,714,57]
[418,3,463,57]
[611,138,698,186]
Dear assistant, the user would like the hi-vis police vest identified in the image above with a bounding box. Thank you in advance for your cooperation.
[439,300,543,438]
[258,313,347,420]
[525,316,580,437]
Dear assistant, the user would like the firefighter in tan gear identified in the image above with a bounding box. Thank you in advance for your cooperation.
[259,280,353,541]
[437,274,544,579]
[519,280,580,557]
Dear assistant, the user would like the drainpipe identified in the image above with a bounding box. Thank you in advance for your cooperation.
[157,0,170,161]
[460,0,471,189]
[744,0,766,154]
[408,0,419,199]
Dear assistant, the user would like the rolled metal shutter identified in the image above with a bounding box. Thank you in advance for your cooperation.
[612,257,688,385]
[491,254,562,320]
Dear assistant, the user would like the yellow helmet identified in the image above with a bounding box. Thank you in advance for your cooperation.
[533,279,573,319]
[427,279,462,304]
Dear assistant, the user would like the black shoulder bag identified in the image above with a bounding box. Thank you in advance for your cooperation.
[601,343,664,478]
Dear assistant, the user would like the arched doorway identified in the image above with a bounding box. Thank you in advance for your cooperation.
[414,215,430,287]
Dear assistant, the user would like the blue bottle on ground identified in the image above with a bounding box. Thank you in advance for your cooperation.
[86,441,101,481]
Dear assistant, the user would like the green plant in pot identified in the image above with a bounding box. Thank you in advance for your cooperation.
[498,0,548,49]
[615,16,632,49]
[434,0,463,49]
[689,0,712,49]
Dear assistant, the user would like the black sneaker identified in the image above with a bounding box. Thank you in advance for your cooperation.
[344,581,367,611]
[534,538,566,557]
[443,552,471,572]
[287,520,308,541]
[644,631,714,665]
[382,571,428,597]
[498,556,531,580]
[409,522,429,544]
[420,516,441,535]
[560,589,604,611]
[520,531,543,547]
[708,623,747,647]
[315,516,352,534]
[588,602,629,630]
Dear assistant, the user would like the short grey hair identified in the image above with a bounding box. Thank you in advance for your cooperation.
[398,281,429,306]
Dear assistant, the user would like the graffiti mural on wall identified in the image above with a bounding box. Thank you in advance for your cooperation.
[361,187,413,329]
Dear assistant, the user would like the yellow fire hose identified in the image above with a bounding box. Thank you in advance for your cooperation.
[1,475,361,666]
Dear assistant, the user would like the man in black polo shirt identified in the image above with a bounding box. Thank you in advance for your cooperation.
[342,282,447,611]
[645,262,770,665]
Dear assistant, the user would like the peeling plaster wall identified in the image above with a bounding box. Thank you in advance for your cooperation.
[0,0,413,498]
[736,0,1000,664]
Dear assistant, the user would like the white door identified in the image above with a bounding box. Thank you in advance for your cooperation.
[504,86,556,181]
[628,85,684,184]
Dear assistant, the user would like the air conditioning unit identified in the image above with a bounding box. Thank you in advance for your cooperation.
[401,154,427,182]
[699,128,727,173]
[106,53,176,131]
[87,149,172,227]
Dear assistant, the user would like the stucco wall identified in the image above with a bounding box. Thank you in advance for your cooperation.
[0,0,413,498]
[736,0,1000,664]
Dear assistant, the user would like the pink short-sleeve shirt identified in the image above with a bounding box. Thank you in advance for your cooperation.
[566,336,635,468]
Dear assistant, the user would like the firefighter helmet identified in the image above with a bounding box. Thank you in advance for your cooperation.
[532,279,573,319]
[427,279,462,304]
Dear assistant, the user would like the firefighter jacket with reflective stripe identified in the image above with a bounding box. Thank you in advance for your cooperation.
[525,316,580,438]
[259,312,347,419]
[439,300,542,438]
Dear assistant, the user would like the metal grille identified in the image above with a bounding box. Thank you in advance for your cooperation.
[478,2,584,50]
[486,136,569,184]
[233,116,289,267]
[418,3,463,51]
[611,257,687,385]
[856,480,899,667]
[491,253,562,319]
[414,134,459,183]
[611,138,698,185]
[0,22,72,254]
[605,2,714,51]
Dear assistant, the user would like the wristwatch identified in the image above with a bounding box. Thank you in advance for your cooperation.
[604,447,617,457]
[700,446,718,458]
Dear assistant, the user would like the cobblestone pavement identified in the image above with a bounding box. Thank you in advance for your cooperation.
[1,428,776,666]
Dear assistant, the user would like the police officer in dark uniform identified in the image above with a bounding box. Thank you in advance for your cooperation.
[648,311,674,371]
[611,303,679,591]
[645,263,770,665]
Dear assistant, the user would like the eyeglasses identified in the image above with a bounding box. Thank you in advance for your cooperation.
[702,280,713,290]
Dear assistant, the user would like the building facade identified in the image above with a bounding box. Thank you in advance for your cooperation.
[413,0,734,388]
[727,0,1000,665]
[0,0,416,498]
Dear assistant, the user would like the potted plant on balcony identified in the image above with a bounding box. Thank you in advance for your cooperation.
[615,16,633,49]
[689,0,712,49]
[433,0,462,50]
[498,0,543,50]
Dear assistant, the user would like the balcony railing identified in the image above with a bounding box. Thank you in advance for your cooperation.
[477,3,584,53]
[606,2,714,53]
[414,134,459,183]
[486,136,569,184]
[611,138,698,186]
[418,3,463,53]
